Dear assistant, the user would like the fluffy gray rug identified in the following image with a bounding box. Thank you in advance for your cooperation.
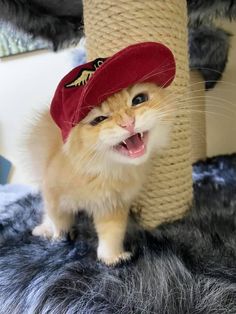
[1,154,236,313]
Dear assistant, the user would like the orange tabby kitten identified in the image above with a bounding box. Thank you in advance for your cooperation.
[27,82,174,265]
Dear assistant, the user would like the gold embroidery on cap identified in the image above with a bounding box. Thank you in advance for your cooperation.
[65,58,106,88]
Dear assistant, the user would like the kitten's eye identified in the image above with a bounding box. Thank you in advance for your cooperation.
[132,93,149,106]
[90,116,108,126]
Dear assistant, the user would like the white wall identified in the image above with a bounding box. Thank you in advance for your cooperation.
[0,49,73,183]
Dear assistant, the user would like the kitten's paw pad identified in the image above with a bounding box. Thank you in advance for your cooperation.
[32,224,54,239]
[99,251,132,266]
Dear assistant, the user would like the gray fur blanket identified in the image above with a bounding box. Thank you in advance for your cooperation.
[1,154,236,313]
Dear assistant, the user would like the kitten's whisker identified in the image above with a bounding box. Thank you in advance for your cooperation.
[176,95,236,108]
[158,80,236,106]
[156,94,236,116]
[153,103,236,123]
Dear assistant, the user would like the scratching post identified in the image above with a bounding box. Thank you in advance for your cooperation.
[190,70,206,162]
[83,0,192,228]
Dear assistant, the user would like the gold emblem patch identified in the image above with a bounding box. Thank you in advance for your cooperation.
[65,58,106,88]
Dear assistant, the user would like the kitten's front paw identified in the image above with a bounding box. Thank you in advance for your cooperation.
[32,223,65,241]
[98,251,132,266]
[32,223,54,239]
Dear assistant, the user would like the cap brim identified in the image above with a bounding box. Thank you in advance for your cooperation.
[76,42,176,122]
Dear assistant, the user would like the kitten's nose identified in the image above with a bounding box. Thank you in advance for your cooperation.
[119,117,135,133]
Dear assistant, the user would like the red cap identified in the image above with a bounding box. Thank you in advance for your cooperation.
[50,42,176,141]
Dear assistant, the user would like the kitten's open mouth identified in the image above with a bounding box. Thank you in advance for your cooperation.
[114,132,148,158]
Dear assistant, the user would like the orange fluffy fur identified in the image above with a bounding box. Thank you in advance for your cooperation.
[26,82,174,265]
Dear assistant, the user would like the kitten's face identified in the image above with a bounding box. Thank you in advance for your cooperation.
[65,83,174,170]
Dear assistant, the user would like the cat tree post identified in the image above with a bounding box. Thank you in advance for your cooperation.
[83,0,193,228]
[190,70,206,162]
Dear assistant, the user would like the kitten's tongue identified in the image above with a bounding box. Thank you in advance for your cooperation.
[124,134,145,158]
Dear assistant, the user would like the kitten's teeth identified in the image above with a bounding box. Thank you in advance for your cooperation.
[140,132,143,138]
[122,140,127,146]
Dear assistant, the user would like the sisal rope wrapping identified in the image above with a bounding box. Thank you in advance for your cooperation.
[190,70,206,162]
[83,0,193,228]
